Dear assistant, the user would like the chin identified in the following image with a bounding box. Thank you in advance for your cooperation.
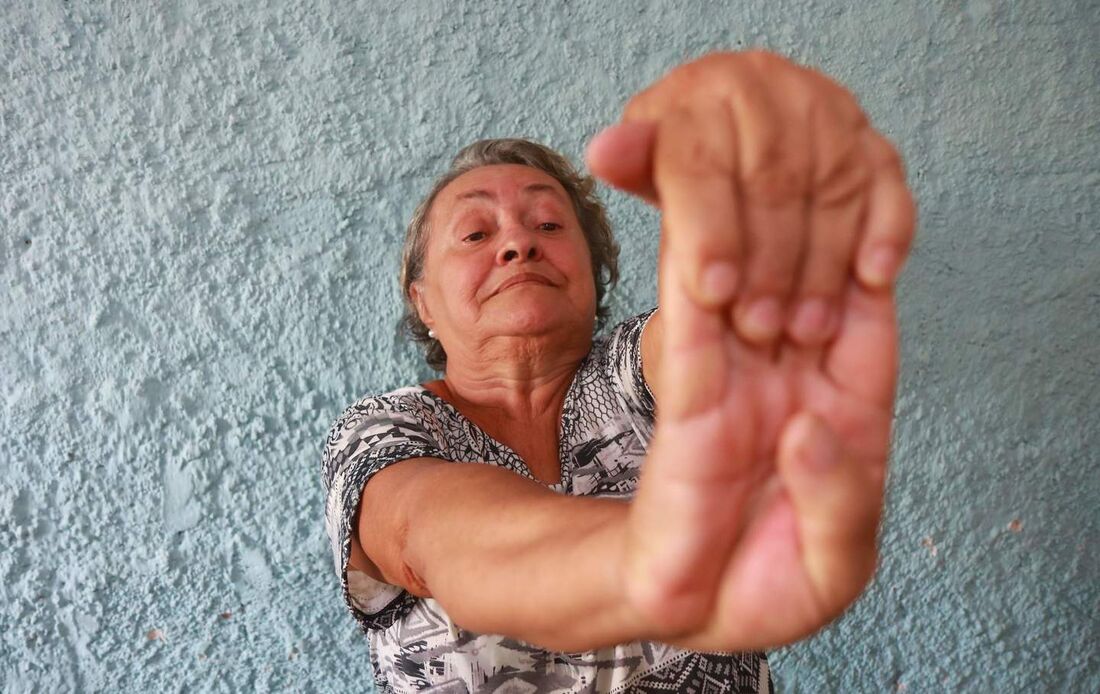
[489,301,583,337]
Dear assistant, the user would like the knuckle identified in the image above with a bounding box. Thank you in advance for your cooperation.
[696,50,741,70]
[887,145,908,181]
[812,116,871,205]
[679,138,737,178]
[808,72,866,127]
[656,108,738,178]
[880,144,904,176]
[866,130,906,174]
[742,161,806,205]
[692,50,775,88]
[816,152,870,207]
[624,89,659,121]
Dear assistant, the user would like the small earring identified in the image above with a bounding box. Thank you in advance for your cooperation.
[428,329,437,339]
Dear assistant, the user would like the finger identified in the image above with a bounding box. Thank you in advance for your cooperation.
[855,130,917,288]
[727,59,811,344]
[586,121,659,204]
[652,101,744,309]
[733,202,806,345]
[650,100,752,422]
[654,220,732,422]
[788,98,870,345]
[800,65,868,133]
[796,277,896,470]
[825,280,898,409]
[778,412,882,615]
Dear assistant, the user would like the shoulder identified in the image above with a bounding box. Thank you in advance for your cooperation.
[594,307,659,381]
[589,308,659,442]
[326,386,433,434]
[601,307,659,354]
[321,386,446,488]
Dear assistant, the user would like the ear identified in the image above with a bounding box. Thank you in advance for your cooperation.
[409,281,434,329]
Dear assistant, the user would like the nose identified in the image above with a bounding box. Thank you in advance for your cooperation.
[495,228,543,265]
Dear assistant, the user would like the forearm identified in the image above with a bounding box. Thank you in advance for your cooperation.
[401,462,649,652]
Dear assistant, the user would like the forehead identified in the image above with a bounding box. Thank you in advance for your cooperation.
[431,164,570,221]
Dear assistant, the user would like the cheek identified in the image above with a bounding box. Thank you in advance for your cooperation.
[553,241,597,298]
[447,256,494,307]
[573,242,596,292]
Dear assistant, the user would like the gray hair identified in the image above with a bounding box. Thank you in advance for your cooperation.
[399,138,620,371]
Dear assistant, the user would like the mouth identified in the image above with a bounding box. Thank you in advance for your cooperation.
[494,272,553,296]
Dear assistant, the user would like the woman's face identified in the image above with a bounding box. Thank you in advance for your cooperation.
[412,164,597,356]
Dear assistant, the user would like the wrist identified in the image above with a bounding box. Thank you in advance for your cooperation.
[620,495,717,642]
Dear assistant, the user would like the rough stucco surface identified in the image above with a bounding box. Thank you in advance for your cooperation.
[1,1,1097,691]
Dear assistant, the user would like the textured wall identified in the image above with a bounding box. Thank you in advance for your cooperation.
[2,1,1097,691]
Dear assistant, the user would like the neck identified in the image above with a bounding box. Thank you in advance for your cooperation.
[436,332,592,422]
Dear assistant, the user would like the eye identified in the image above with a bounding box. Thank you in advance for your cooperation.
[463,231,487,242]
[538,222,562,232]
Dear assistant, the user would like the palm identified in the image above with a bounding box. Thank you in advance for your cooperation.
[709,280,894,647]
[632,275,897,650]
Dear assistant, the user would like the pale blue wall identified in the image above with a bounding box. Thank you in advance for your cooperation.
[2,1,1097,691]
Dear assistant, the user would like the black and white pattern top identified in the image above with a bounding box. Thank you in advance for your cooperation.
[321,309,772,693]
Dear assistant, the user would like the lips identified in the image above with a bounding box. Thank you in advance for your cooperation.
[494,272,553,296]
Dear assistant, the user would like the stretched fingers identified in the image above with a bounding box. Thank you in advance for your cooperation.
[594,51,909,351]
[631,52,815,345]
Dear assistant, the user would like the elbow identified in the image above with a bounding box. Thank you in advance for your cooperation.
[399,560,433,599]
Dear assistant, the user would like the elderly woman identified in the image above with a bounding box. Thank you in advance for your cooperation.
[322,51,914,693]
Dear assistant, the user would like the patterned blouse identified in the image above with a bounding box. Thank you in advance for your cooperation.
[321,309,772,693]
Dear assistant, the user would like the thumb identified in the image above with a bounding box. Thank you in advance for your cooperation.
[777,412,883,618]
[585,121,659,204]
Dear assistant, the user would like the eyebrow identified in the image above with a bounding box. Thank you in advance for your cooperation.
[455,183,563,202]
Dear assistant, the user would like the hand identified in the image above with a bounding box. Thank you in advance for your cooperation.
[594,51,915,650]
[626,278,898,651]
[588,50,914,346]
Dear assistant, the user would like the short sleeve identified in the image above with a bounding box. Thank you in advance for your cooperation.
[603,307,659,446]
[320,390,448,632]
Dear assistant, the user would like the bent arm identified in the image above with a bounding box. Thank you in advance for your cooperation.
[356,457,650,652]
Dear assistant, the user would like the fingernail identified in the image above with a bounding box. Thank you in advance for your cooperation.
[739,297,782,341]
[700,261,739,304]
[862,247,898,287]
[790,298,833,342]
